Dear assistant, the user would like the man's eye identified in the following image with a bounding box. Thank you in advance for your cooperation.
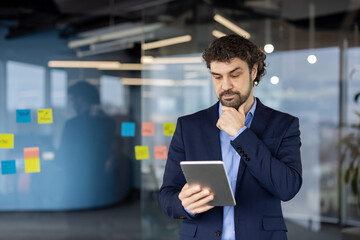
[231,75,239,78]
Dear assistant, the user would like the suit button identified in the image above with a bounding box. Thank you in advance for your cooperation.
[215,230,221,237]
[246,157,250,161]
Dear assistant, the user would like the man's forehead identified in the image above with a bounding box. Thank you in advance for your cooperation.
[209,58,249,73]
[210,58,248,66]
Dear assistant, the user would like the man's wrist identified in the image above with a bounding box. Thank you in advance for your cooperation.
[183,206,197,217]
[230,126,247,140]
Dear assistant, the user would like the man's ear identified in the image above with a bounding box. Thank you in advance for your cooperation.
[251,63,258,81]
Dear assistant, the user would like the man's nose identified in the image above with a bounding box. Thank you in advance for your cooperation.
[222,77,232,90]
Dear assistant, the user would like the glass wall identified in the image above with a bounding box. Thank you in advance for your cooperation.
[0,28,136,210]
[140,0,360,239]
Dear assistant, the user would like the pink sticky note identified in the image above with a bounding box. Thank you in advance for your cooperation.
[24,147,39,159]
[142,122,155,136]
[154,146,168,160]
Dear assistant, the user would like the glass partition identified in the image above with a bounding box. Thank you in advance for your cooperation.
[0,28,135,210]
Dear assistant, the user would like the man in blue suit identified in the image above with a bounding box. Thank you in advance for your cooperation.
[159,34,302,240]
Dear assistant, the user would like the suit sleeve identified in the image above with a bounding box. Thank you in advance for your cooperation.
[158,118,192,219]
[230,117,302,201]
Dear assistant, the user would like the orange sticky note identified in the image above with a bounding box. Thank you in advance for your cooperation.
[25,158,40,173]
[24,147,39,159]
[142,122,155,136]
[154,146,168,160]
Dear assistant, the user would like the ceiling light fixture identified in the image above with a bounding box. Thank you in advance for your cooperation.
[121,78,208,86]
[141,56,203,64]
[68,23,163,49]
[264,44,274,53]
[47,61,165,71]
[214,14,250,39]
[212,30,227,38]
[142,35,192,50]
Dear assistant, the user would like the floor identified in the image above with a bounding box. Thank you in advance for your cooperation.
[286,220,342,240]
[0,193,350,240]
[0,195,141,240]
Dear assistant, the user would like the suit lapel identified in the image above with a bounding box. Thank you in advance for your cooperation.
[204,102,222,161]
[236,98,272,186]
[249,98,272,138]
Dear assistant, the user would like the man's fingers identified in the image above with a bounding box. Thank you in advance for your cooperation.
[216,119,222,130]
[181,189,212,208]
[222,106,237,113]
[186,194,215,213]
[178,184,201,201]
[191,205,215,214]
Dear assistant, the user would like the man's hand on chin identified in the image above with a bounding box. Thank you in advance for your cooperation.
[216,103,246,137]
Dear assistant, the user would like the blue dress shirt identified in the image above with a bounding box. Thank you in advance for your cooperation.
[219,98,257,240]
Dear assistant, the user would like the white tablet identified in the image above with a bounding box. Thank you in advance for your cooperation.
[180,161,236,206]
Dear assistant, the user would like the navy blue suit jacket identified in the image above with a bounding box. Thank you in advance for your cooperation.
[159,98,302,240]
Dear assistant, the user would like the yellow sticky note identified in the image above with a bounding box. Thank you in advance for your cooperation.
[163,123,175,136]
[0,134,14,149]
[135,146,149,160]
[38,109,53,124]
[25,158,40,173]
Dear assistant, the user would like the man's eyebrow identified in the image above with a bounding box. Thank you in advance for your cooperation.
[210,67,243,75]
[210,71,221,75]
[229,67,242,73]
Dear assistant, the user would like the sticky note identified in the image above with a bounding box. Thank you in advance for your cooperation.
[163,123,176,136]
[121,122,135,137]
[0,134,14,149]
[142,122,155,136]
[25,158,40,173]
[135,146,149,160]
[24,147,39,159]
[38,109,53,124]
[16,109,31,123]
[154,146,168,160]
[1,160,16,174]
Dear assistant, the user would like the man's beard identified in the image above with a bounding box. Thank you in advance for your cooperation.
[218,76,252,109]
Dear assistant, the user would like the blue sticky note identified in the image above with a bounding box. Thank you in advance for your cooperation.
[121,122,135,137]
[1,160,16,175]
[16,109,31,123]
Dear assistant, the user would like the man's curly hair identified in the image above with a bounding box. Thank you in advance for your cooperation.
[202,34,266,86]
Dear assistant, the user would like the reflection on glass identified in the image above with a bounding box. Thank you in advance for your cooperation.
[100,75,127,115]
[51,69,67,108]
[6,61,45,110]
[57,81,117,209]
